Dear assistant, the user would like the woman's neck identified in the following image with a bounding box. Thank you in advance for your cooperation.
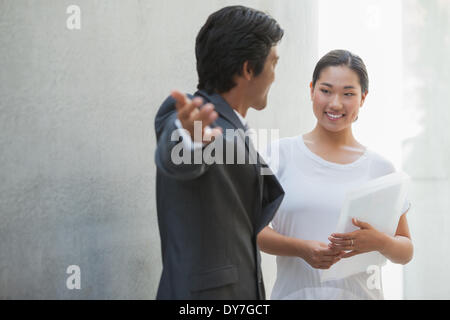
[303,124,365,164]
[307,124,357,147]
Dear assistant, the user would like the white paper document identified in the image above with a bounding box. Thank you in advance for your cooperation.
[320,172,410,282]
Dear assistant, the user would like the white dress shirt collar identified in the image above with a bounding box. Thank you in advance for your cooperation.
[233,109,248,128]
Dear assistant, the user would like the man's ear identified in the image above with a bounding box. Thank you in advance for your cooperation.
[242,61,253,81]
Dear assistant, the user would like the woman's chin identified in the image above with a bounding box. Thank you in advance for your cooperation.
[319,121,348,133]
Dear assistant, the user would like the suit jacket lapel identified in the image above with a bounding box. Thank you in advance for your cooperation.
[194,90,267,225]
[195,89,263,170]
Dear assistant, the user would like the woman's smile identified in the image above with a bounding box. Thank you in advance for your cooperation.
[325,112,345,121]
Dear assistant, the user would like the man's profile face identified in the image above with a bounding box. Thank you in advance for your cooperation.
[248,46,279,110]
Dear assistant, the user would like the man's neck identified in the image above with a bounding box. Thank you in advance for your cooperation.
[220,89,249,118]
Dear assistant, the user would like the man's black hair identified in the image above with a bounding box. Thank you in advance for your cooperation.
[196,6,284,94]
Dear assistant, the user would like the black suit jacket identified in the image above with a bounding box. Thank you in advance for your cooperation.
[154,90,284,299]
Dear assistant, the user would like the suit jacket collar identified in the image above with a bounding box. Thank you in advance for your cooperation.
[194,90,246,131]
[193,90,284,234]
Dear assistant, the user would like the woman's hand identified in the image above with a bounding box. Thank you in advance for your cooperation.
[328,218,388,258]
[298,240,344,269]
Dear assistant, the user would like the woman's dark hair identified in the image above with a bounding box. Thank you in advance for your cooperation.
[312,49,369,94]
[196,6,284,94]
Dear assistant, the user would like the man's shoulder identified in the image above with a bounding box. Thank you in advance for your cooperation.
[157,94,178,115]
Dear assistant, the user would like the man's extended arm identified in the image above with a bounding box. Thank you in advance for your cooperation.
[154,91,222,180]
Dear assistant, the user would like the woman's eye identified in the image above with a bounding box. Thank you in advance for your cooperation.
[321,89,329,94]
[344,93,355,96]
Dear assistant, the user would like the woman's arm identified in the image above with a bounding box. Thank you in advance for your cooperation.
[328,211,414,265]
[258,226,302,257]
[379,213,414,265]
[258,226,343,269]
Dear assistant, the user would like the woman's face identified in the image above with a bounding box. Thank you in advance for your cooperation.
[310,65,367,133]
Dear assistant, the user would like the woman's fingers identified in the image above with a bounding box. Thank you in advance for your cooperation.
[314,249,343,264]
[328,236,354,251]
[341,250,360,259]
[331,232,355,239]
[324,249,344,257]
[317,255,336,262]
[330,244,353,252]
[316,259,340,269]
[352,218,372,229]
[308,242,344,269]
[328,236,351,245]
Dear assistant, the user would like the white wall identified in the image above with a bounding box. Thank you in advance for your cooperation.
[402,0,450,300]
[0,0,317,299]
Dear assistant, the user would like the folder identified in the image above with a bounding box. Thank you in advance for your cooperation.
[320,171,410,282]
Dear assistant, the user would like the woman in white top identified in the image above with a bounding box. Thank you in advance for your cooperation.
[258,50,413,300]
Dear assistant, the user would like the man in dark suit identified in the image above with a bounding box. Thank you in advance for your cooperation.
[154,5,285,299]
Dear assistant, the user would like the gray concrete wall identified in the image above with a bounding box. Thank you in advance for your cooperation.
[0,0,317,299]
[402,0,450,299]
